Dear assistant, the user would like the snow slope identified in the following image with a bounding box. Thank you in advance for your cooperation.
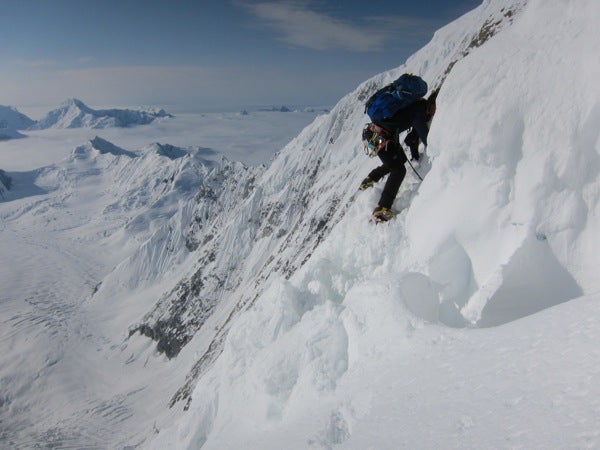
[147,0,600,448]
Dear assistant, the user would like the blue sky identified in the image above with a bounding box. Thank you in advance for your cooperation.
[0,0,481,112]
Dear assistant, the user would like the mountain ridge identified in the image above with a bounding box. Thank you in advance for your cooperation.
[30,98,173,130]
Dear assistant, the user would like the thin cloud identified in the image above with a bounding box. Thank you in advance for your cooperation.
[14,59,58,68]
[0,63,362,109]
[365,14,441,41]
[237,1,387,52]
[77,56,95,64]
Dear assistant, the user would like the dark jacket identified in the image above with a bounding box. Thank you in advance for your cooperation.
[378,99,430,146]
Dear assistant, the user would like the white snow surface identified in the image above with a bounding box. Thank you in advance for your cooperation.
[1,0,600,448]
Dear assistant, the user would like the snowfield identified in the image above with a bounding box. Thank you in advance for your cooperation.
[1,0,600,448]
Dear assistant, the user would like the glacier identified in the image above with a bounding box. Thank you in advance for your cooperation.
[1,0,600,448]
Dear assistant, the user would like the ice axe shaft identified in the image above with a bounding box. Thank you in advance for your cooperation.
[407,158,423,181]
[401,144,423,181]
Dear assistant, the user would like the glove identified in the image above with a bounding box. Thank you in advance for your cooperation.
[404,129,420,161]
[410,145,420,161]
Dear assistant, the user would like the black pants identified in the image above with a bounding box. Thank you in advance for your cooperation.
[367,142,407,209]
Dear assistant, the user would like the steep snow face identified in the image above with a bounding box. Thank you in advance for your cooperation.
[97,155,265,357]
[418,0,600,325]
[31,98,173,129]
[149,0,600,448]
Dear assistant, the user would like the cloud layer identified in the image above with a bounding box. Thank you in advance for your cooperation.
[1,62,366,111]
[239,1,386,52]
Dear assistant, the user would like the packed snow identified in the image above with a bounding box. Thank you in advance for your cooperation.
[1,0,600,448]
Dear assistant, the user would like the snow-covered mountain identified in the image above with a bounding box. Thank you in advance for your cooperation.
[2,0,600,448]
[31,98,173,129]
[121,0,527,403]
[257,105,330,113]
[0,134,230,446]
[0,105,34,140]
[145,0,599,447]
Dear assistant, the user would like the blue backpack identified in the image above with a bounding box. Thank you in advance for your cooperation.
[365,73,428,124]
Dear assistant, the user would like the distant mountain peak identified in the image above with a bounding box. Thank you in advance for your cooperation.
[149,142,189,160]
[61,98,88,108]
[0,105,35,139]
[90,136,137,158]
[31,100,173,130]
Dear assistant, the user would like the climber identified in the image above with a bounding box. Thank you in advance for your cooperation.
[360,87,438,222]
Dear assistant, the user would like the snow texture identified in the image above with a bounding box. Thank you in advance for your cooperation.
[1,0,600,448]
